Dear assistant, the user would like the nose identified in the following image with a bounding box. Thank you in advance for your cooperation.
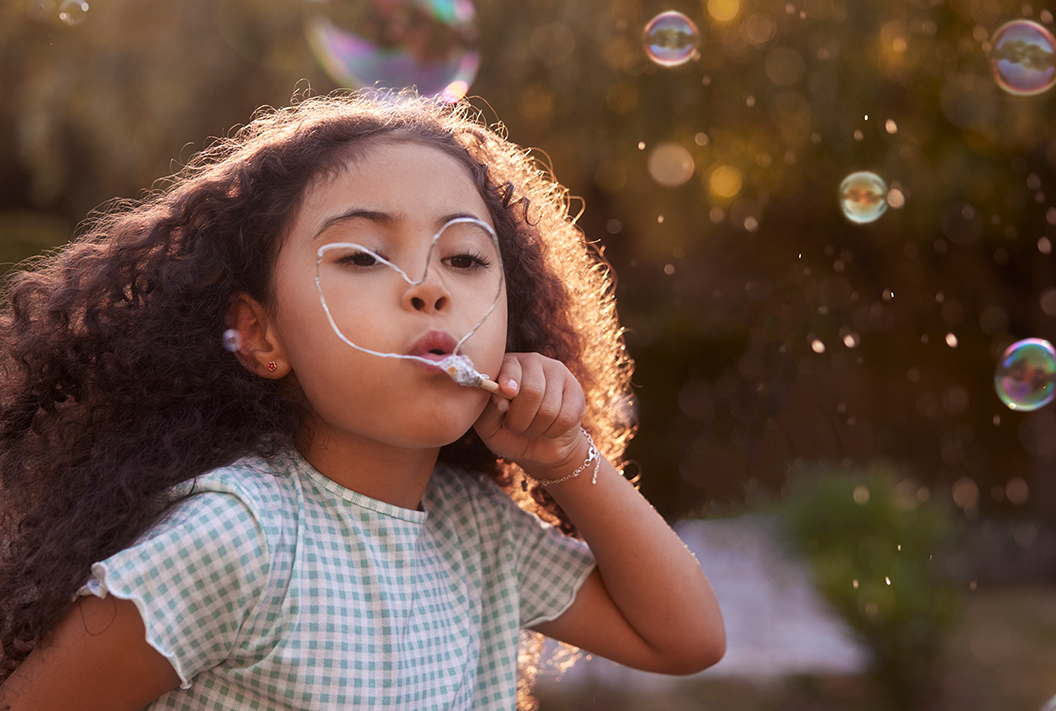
[402,270,451,314]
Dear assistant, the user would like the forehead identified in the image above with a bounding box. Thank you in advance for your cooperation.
[293,139,489,234]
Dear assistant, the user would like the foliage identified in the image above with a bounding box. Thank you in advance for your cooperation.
[782,464,961,709]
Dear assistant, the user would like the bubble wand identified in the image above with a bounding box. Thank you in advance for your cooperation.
[313,217,511,400]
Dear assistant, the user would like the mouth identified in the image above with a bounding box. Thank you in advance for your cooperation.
[408,330,459,362]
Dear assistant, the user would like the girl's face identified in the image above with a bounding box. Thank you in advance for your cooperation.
[268,140,508,450]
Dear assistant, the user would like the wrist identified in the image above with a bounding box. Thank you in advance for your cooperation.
[520,428,599,491]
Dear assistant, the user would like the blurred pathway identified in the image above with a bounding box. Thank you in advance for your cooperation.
[538,513,870,692]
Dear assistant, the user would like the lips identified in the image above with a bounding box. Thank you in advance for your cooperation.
[408,330,459,361]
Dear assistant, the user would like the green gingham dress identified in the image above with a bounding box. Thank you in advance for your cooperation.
[76,452,595,710]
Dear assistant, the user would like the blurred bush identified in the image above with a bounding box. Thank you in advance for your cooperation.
[782,464,960,709]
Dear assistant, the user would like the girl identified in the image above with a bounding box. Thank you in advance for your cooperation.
[0,91,724,710]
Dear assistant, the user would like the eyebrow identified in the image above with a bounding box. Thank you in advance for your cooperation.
[312,209,487,243]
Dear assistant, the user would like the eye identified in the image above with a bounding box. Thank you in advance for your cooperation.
[445,252,491,271]
[337,250,381,268]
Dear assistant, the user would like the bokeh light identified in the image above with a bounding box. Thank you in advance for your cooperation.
[642,11,699,67]
[305,0,480,100]
[707,0,740,23]
[988,20,1056,96]
[58,0,88,25]
[647,143,695,187]
[839,172,888,224]
[708,165,743,201]
[995,338,1056,411]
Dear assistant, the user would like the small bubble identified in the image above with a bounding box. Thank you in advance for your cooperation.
[606,218,623,234]
[885,119,898,134]
[222,329,242,353]
[843,333,860,348]
[694,132,710,146]
[709,206,726,223]
[853,129,864,141]
[643,11,701,67]
[989,20,1056,95]
[657,214,665,223]
[882,288,894,301]
[1039,236,1053,254]
[811,338,826,353]
[852,579,859,588]
[887,188,906,209]
[886,576,891,585]
[945,332,958,348]
[745,94,756,107]
[637,141,646,150]
[969,580,978,591]
[994,338,1056,410]
[743,216,759,232]
[839,171,888,224]
[993,414,1001,425]
[664,263,676,275]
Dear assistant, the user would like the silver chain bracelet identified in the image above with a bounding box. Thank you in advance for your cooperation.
[521,428,600,491]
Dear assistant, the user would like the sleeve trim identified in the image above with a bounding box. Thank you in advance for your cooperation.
[521,561,597,628]
[76,562,193,690]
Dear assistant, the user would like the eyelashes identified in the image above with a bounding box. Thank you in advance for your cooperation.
[333,248,493,273]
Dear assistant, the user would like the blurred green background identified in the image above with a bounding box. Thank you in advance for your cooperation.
[2,0,1055,707]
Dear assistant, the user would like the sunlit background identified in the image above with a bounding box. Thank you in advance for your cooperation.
[2,0,1056,708]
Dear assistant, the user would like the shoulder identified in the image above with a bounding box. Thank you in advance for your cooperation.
[158,454,303,557]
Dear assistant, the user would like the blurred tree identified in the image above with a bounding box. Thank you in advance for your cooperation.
[2,0,1056,529]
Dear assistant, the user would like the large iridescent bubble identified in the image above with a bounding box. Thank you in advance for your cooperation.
[989,20,1056,96]
[995,338,1056,411]
[306,0,480,101]
[839,172,888,224]
[643,11,700,67]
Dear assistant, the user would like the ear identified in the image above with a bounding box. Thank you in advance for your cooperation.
[227,293,291,379]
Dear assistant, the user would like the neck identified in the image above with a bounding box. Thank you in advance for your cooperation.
[296,425,440,511]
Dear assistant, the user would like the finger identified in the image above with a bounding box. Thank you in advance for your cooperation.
[502,356,545,435]
[520,361,566,440]
[542,374,587,439]
[495,355,522,399]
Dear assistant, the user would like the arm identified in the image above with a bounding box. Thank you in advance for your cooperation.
[473,353,725,675]
[0,596,180,711]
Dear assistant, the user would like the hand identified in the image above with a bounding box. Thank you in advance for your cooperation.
[473,352,588,477]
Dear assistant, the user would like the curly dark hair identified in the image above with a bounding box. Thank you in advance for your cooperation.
[0,91,634,690]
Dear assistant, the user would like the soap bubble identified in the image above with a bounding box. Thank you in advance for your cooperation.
[989,20,1056,96]
[643,11,700,67]
[222,329,242,353]
[305,0,480,101]
[995,338,1056,411]
[58,0,88,26]
[839,172,888,224]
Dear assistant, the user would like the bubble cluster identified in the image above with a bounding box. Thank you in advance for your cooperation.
[994,338,1056,411]
[643,11,700,67]
[305,0,480,101]
[989,20,1056,96]
[839,172,888,224]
